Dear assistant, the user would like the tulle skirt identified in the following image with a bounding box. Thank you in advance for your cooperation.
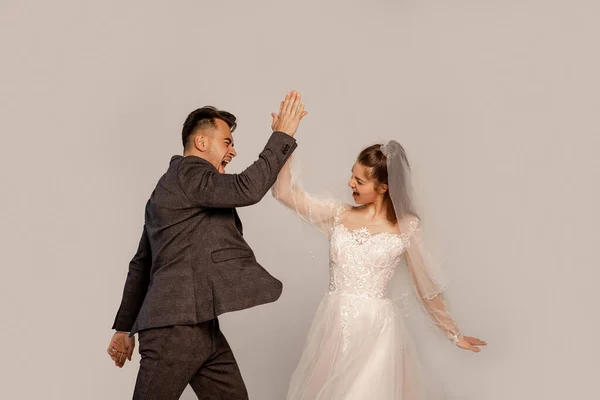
[287,291,428,400]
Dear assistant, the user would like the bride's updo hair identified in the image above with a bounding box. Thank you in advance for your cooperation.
[357,143,417,224]
[357,144,397,223]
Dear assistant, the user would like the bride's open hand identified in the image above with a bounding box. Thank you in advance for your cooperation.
[456,336,487,352]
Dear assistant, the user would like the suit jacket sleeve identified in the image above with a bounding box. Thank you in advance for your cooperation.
[112,226,152,332]
[178,131,297,208]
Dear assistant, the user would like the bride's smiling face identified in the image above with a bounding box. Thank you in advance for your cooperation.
[348,162,381,204]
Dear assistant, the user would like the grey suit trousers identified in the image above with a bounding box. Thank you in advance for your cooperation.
[133,320,248,400]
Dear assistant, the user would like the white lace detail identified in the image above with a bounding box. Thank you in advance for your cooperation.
[328,219,410,352]
[304,193,350,232]
[380,141,394,157]
[400,219,420,244]
[328,222,408,298]
[340,300,358,353]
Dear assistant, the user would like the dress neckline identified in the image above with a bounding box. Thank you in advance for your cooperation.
[335,220,403,239]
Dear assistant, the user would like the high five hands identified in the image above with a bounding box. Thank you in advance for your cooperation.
[271,91,308,137]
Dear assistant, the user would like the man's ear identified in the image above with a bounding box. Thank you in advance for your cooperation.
[194,133,207,152]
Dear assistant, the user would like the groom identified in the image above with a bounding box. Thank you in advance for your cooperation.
[108,92,306,399]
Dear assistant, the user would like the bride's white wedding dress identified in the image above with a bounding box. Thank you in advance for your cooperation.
[273,160,461,400]
[287,216,428,399]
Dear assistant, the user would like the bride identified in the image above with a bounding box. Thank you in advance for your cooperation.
[270,106,486,399]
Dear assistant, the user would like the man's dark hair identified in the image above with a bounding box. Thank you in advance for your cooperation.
[181,106,237,147]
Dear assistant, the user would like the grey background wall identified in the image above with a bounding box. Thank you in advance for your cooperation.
[1,1,598,399]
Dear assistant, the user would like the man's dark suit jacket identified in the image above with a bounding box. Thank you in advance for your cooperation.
[112,131,297,335]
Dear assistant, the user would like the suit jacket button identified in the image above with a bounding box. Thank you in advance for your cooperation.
[282,144,290,154]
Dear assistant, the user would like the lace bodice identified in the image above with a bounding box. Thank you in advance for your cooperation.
[328,221,409,299]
